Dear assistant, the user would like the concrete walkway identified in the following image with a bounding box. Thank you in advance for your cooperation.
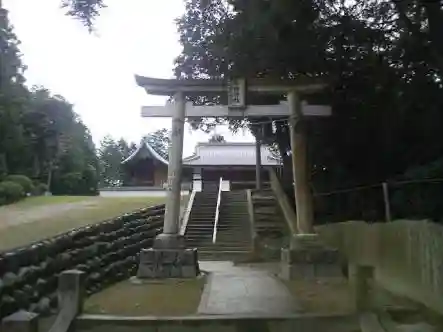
[198,261,299,315]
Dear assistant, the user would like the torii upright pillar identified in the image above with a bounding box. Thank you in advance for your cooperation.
[281,90,342,280]
[255,133,263,190]
[154,91,186,248]
[288,91,314,234]
[136,88,199,279]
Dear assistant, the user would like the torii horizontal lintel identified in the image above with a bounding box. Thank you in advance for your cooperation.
[135,75,328,96]
[141,102,332,118]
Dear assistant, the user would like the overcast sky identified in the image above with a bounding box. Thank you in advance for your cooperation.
[4,0,253,157]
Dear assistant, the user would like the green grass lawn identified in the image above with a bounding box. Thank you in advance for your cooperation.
[0,196,170,251]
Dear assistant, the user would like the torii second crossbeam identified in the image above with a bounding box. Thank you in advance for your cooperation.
[141,101,331,118]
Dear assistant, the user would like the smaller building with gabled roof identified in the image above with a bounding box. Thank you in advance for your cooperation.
[122,138,282,191]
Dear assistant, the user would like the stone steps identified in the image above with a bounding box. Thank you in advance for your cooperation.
[212,191,253,256]
[186,224,243,229]
[184,191,216,250]
[187,189,217,232]
[250,189,288,243]
[184,190,254,259]
[198,250,252,261]
[216,233,250,237]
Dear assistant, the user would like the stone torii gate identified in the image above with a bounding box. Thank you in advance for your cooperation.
[135,76,336,279]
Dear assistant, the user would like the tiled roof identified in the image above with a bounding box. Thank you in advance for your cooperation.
[121,138,168,165]
[182,142,281,166]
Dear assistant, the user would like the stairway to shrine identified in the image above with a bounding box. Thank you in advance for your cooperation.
[250,188,290,259]
[184,189,253,260]
[214,190,253,254]
[184,190,218,252]
[251,189,288,238]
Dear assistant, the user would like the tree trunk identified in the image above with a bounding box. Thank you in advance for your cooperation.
[0,153,7,179]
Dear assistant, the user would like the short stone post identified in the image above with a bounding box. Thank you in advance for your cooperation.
[47,270,85,332]
[2,311,39,332]
[57,270,86,314]
[349,264,374,312]
[281,234,343,279]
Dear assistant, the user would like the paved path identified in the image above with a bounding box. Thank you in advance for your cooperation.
[198,261,299,315]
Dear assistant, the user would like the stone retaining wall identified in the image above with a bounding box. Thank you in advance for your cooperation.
[316,220,443,314]
[0,204,165,319]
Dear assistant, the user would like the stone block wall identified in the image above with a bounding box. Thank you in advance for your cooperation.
[0,204,165,319]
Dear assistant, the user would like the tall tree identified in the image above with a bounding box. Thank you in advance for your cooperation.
[0,5,99,194]
[60,0,106,30]
[0,3,28,178]
[117,138,136,160]
[144,128,171,161]
[208,133,226,143]
[97,136,137,187]
[98,135,124,187]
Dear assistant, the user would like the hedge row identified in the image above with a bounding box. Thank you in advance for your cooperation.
[0,204,165,318]
[0,175,48,206]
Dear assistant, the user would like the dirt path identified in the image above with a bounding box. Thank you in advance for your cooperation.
[0,198,99,230]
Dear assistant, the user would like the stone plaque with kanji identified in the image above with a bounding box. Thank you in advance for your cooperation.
[228,78,246,109]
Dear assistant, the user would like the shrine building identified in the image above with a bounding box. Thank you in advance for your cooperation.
[121,138,281,191]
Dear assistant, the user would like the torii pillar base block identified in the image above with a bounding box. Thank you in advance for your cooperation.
[137,247,200,279]
[280,234,343,280]
[136,234,199,279]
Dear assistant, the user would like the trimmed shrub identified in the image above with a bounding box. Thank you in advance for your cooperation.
[0,181,25,204]
[5,175,34,194]
[52,168,99,196]
[53,172,83,195]
[32,182,48,196]
[81,166,99,196]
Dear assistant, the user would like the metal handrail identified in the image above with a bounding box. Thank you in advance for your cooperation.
[246,189,258,252]
[179,190,197,236]
[212,177,223,244]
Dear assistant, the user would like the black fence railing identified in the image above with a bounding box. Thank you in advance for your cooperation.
[283,179,443,225]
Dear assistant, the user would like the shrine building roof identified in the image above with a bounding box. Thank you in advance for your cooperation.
[122,139,281,167]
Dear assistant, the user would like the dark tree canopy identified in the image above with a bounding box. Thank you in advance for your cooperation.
[208,134,226,143]
[174,0,443,187]
[172,0,443,222]
[0,7,99,195]
[60,0,106,30]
